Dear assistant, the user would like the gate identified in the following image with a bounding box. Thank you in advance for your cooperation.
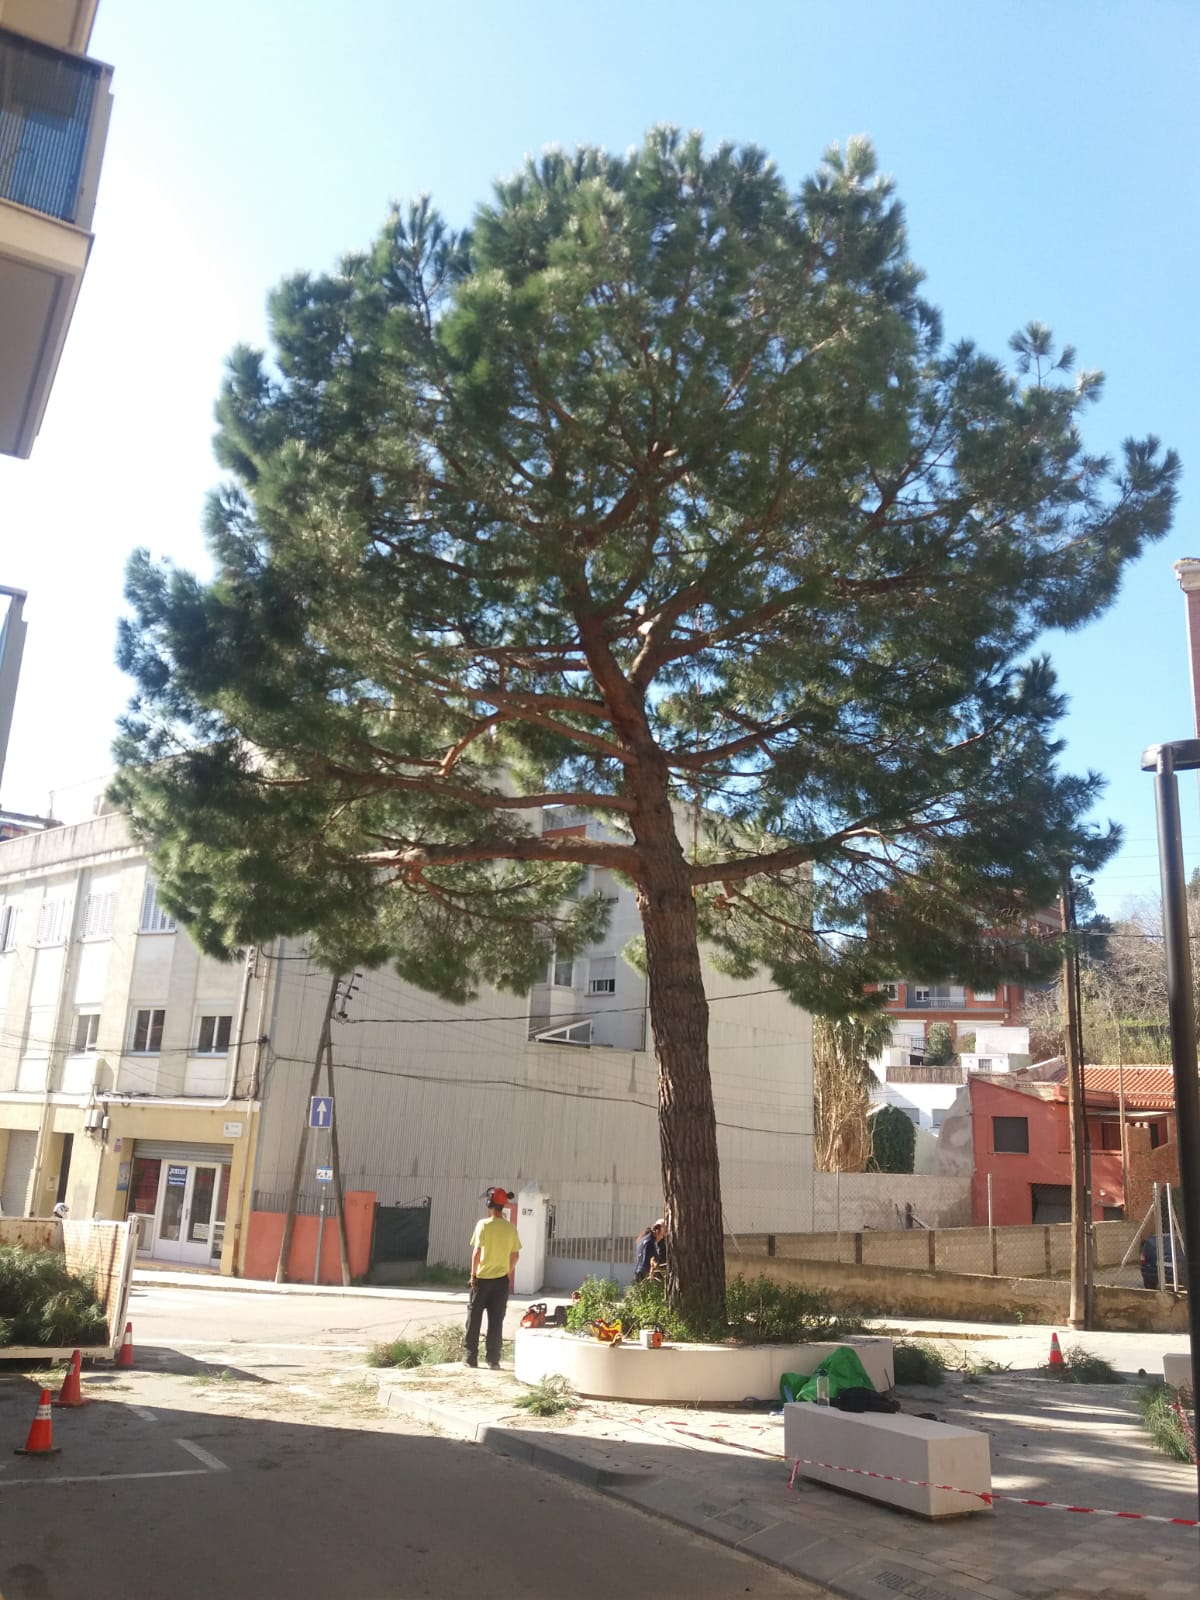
[370,1197,431,1283]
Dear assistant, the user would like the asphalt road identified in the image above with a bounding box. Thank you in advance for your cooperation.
[0,1357,817,1600]
[124,1280,487,1369]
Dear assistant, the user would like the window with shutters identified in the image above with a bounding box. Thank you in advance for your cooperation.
[82,891,116,939]
[72,1011,100,1053]
[0,903,19,951]
[36,897,69,945]
[131,1008,166,1053]
[196,1014,232,1054]
[588,957,617,995]
[552,956,574,988]
[140,880,176,933]
[993,1115,1029,1154]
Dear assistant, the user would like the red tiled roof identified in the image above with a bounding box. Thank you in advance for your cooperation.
[1029,1062,1176,1110]
[1078,1066,1176,1109]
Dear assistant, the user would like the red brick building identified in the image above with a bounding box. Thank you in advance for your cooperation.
[876,912,1060,1054]
[939,1068,1178,1226]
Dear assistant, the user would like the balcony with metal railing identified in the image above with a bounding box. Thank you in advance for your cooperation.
[0,24,113,456]
[0,28,109,226]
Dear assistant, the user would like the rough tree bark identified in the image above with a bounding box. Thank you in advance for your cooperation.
[630,767,725,1318]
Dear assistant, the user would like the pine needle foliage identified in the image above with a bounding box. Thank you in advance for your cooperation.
[112,129,1178,1315]
[0,1246,108,1348]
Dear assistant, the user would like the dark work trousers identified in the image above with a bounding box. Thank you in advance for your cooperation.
[464,1275,510,1365]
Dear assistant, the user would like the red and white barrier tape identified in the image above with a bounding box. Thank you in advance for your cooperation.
[787,1457,1200,1527]
[625,1412,1199,1528]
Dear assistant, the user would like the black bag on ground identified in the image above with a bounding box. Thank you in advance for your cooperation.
[831,1386,901,1413]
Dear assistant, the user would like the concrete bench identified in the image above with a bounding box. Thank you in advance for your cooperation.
[784,1404,992,1520]
[1163,1353,1193,1394]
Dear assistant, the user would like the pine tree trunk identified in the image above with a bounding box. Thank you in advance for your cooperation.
[631,778,726,1321]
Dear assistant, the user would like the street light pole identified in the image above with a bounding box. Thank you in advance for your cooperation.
[1141,740,1200,1522]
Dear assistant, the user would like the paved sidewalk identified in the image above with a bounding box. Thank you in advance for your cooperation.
[373,1358,1198,1600]
[133,1266,490,1306]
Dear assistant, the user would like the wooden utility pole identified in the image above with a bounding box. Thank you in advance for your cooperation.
[323,1029,352,1286]
[275,974,339,1283]
[1060,880,1089,1329]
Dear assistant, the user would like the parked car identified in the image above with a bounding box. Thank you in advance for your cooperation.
[1140,1233,1186,1290]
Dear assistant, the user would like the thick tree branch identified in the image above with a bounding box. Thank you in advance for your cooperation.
[364,834,641,873]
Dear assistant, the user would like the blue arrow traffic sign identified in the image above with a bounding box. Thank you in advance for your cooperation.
[309,1095,333,1129]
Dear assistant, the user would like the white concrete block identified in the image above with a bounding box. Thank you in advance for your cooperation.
[1163,1352,1194,1393]
[784,1404,991,1519]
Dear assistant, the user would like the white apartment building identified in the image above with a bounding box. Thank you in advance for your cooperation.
[0,812,261,1268]
[0,809,815,1280]
[869,1024,1033,1136]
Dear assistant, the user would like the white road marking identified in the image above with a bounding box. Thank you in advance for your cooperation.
[131,1405,159,1422]
[175,1438,229,1472]
[2,1469,207,1489]
[148,1338,369,1352]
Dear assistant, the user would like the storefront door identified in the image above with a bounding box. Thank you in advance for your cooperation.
[154,1163,221,1265]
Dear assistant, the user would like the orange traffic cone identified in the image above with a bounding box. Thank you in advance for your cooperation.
[116,1320,134,1370]
[1048,1331,1064,1372]
[15,1388,60,1456]
[54,1349,91,1408]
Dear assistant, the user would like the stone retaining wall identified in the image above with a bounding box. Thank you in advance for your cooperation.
[728,1252,1188,1332]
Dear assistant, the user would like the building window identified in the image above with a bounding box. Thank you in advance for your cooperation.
[140,881,176,933]
[972,988,996,1003]
[537,1019,593,1046]
[0,903,18,951]
[196,1014,232,1054]
[976,1057,993,1072]
[82,891,116,939]
[552,956,574,988]
[993,1115,1029,1154]
[36,897,70,945]
[1100,1122,1123,1152]
[588,957,617,996]
[877,981,899,1001]
[72,1011,100,1053]
[131,1008,166,1053]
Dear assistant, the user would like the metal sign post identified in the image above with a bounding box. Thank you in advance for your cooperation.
[309,1103,334,1286]
[1141,739,1200,1526]
[313,1166,332,1286]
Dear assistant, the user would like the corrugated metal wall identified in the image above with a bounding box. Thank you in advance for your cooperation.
[252,940,814,1268]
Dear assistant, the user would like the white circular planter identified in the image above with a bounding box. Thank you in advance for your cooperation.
[514,1328,894,1403]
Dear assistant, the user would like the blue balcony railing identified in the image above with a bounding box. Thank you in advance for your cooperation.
[0,28,103,224]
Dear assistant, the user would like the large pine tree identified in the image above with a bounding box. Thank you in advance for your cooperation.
[113,131,1177,1315]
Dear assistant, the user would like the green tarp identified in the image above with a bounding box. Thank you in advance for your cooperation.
[780,1344,875,1404]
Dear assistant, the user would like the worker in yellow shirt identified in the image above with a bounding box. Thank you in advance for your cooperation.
[464,1186,522,1369]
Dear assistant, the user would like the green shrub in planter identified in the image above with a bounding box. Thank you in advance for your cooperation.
[564,1276,622,1333]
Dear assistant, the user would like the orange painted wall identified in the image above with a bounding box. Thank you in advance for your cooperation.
[241,1191,375,1282]
[968,1081,1125,1225]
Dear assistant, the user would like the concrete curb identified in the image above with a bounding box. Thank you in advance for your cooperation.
[375,1380,653,1489]
[371,1378,1022,1600]
[133,1271,474,1304]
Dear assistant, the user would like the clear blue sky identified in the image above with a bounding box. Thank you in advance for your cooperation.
[2,0,1196,917]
